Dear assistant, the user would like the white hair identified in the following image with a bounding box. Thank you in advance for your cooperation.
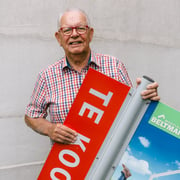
[57,8,91,30]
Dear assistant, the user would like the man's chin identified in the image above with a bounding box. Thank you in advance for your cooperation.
[67,47,90,56]
[69,50,86,56]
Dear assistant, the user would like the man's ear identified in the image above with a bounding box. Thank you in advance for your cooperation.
[89,28,94,42]
[55,32,62,46]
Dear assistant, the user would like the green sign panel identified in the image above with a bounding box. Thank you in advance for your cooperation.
[149,102,180,139]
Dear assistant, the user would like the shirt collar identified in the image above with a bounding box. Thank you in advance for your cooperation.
[90,51,100,67]
[62,57,69,69]
[62,51,100,70]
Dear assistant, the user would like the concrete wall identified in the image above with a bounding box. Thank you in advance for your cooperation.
[0,0,179,179]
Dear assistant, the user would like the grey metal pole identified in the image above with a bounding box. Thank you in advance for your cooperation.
[85,76,154,180]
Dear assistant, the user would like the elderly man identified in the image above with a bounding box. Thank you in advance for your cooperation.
[25,8,160,144]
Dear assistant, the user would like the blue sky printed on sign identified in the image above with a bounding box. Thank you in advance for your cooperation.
[111,101,180,180]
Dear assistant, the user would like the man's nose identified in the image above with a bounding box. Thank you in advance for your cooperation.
[71,28,79,36]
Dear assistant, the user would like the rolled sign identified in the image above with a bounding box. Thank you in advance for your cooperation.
[86,76,153,180]
[38,68,153,180]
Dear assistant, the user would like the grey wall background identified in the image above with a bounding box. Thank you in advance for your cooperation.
[0,0,179,179]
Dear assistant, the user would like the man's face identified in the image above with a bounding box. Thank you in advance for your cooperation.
[55,11,94,57]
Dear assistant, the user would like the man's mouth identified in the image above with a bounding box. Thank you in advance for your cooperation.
[69,41,82,45]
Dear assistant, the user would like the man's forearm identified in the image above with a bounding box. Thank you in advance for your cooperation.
[24,115,53,136]
[25,115,77,144]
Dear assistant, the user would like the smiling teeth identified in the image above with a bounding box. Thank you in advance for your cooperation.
[70,42,81,44]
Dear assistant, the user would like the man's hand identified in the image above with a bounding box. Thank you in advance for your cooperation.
[25,115,77,144]
[122,164,131,178]
[48,123,78,144]
[136,78,160,101]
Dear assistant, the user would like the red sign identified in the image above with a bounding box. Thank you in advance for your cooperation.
[38,68,130,180]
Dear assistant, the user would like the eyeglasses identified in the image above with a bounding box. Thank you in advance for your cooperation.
[59,25,89,36]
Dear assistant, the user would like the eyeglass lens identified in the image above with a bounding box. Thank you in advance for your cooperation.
[61,26,88,35]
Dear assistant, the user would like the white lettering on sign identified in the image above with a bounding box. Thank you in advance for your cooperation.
[74,133,91,152]
[49,88,114,179]
[89,88,113,107]
[151,117,180,136]
[50,168,71,180]
[79,89,113,124]
[79,102,104,124]
[59,150,80,167]
[50,133,90,179]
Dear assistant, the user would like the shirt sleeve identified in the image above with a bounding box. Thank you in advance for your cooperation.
[25,71,48,118]
[117,61,133,87]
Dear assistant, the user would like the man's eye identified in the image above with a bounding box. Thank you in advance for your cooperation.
[78,27,86,31]
[63,28,71,33]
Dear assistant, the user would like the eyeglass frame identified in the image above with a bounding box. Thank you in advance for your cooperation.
[59,25,90,36]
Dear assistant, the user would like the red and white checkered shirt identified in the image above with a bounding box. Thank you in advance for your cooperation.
[25,51,132,123]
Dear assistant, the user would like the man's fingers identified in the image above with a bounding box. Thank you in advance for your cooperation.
[56,134,76,144]
[61,124,77,135]
[54,124,77,143]
[150,95,160,101]
[48,123,77,144]
[141,90,160,101]
[140,81,160,101]
[146,82,159,89]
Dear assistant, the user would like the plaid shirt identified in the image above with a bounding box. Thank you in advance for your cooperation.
[25,51,132,123]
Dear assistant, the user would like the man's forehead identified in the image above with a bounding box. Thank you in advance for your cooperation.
[60,11,87,26]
